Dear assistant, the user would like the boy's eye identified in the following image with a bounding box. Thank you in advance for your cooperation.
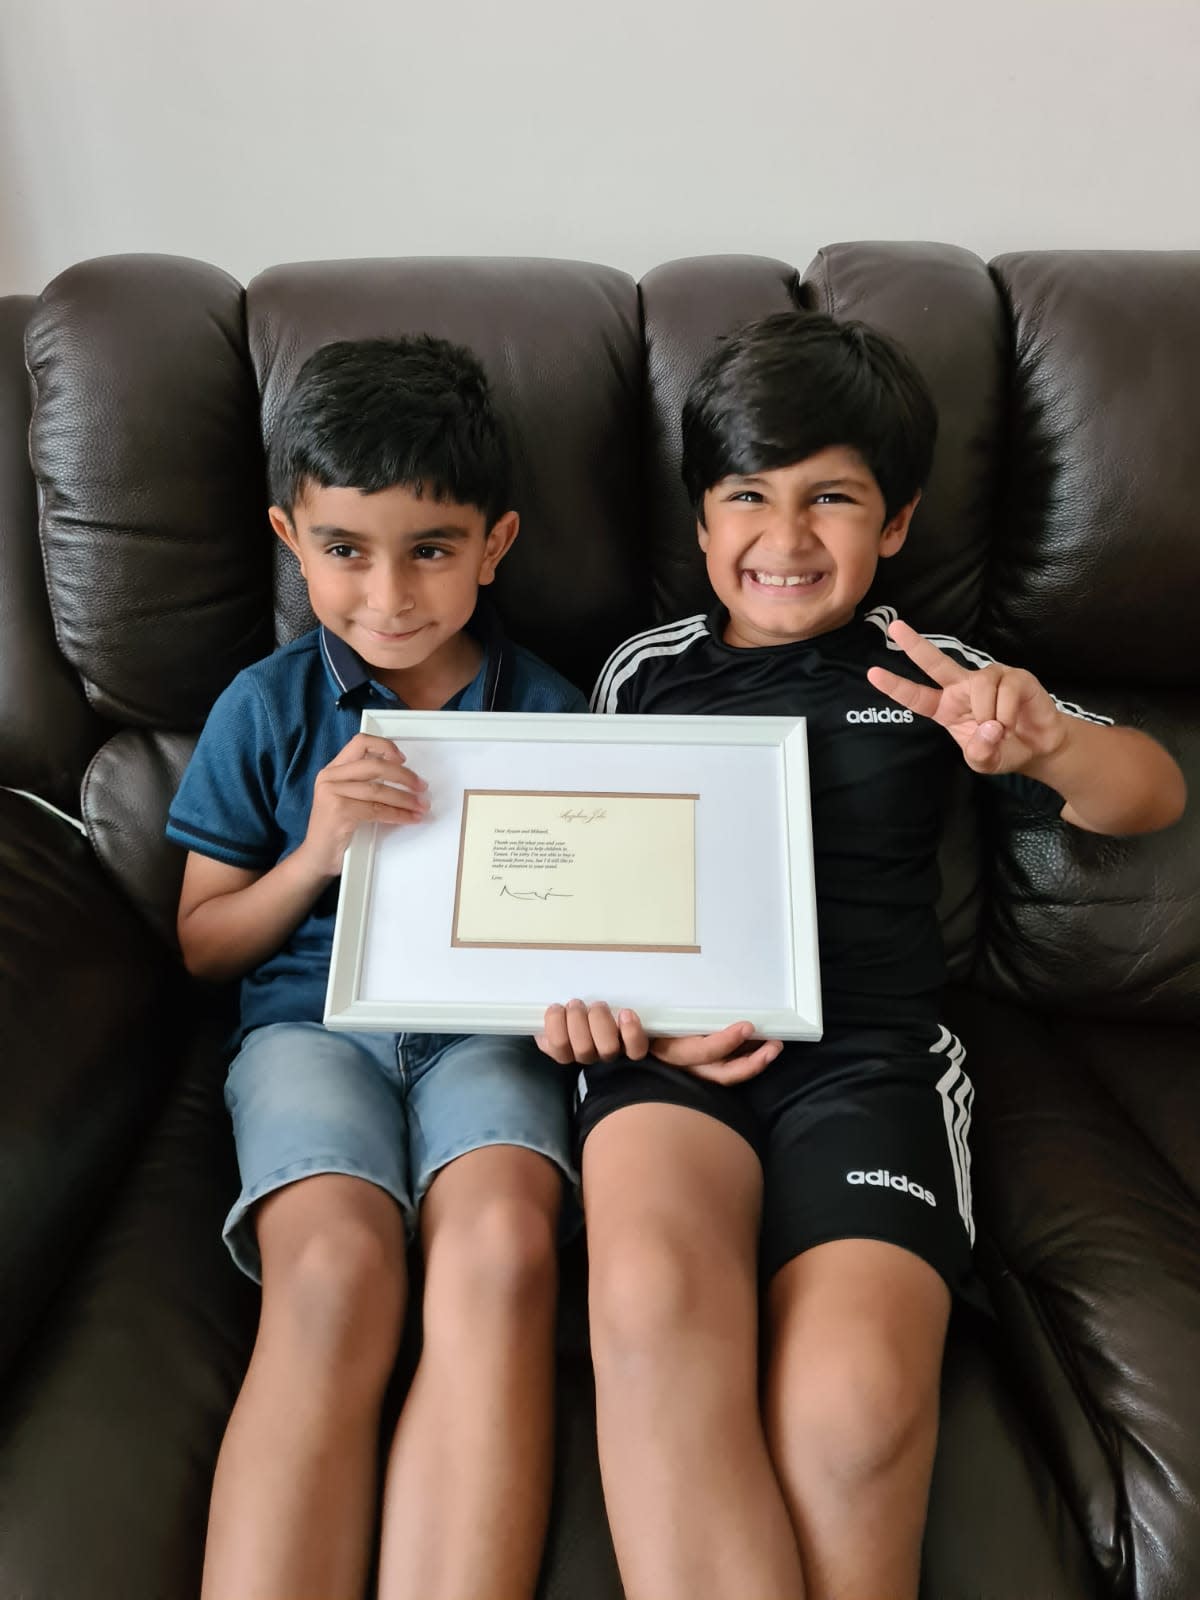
[814,492,852,505]
[326,543,358,559]
[729,490,764,504]
[413,544,450,560]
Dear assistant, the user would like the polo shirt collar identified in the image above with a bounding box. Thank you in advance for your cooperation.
[319,624,392,704]
[318,598,510,710]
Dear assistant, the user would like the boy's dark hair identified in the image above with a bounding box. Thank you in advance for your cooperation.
[268,335,512,524]
[681,311,937,522]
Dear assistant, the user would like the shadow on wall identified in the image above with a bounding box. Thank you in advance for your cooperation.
[0,21,43,295]
[0,8,95,296]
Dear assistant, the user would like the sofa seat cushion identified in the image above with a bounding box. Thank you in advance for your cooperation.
[0,790,180,1376]
[946,990,1200,1597]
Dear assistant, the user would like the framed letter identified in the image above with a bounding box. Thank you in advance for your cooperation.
[325,711,820,1039]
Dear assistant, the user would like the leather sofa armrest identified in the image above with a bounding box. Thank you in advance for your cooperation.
[0,789,185,1375]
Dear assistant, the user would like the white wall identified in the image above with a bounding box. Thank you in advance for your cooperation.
[2,0,1197,296]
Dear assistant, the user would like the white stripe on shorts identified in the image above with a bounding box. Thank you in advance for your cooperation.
[931,1025,975,1245]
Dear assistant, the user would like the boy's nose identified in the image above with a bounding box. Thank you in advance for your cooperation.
[367,567,414,617]
[764,511,819,550]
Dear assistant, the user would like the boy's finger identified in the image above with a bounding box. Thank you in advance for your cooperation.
[328,763,428,798]
[326,780,430,814]
[885,619,969,687]
[652,1021,754,1069]
[865,666,941,720]
[964,723,1005,772]
[968,669,999,729]
[329,757,427,792]
[996,670,1037,729]
[373,803,427,826]
[539,1005,574,1064]
[586,1002,624,1061]
[334,780,432,812]
[687,1040,783,1085]
[616,1009,650,1061]
[333,796,428,829]
[332,734,407,767]
[565,998,600,1064]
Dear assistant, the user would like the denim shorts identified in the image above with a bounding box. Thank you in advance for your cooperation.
[222,1022,575,1281]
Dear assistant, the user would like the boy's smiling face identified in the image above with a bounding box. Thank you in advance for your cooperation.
[270,481,517,695]
[699,445,917,649]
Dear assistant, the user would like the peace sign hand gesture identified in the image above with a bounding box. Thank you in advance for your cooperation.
[865,618,1066,776]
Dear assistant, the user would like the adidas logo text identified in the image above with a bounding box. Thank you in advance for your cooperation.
[846,707,914,724]
[846,1169,936,1206]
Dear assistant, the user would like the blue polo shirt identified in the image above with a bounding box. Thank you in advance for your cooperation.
[167,608,587,1037]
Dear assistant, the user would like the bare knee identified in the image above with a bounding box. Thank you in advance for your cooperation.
[258,1198,405,1395]
[589,1232,723,1372]
[428,1192,558,1320]
[769,1336,937,1487]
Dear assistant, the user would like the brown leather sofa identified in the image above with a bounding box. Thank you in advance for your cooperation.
[1,244,1196,1600]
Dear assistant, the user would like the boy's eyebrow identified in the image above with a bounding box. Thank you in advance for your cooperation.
[308,523,473,542]
[724,473,872,491]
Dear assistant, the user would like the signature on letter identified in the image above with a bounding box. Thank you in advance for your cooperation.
[559,807,607,824]
[499,883,573,902]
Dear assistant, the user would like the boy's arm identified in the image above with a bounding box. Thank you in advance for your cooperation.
[868,619,1186,836]
[1022,720,1185,834]
[178,851,327,980]
[177,732,429,980]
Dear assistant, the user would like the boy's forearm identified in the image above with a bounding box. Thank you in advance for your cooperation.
[1022,720,1186,835]
[179,846,334,981]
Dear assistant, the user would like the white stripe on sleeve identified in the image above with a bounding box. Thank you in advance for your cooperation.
[923,634,1114,725]
[590,616,708,713]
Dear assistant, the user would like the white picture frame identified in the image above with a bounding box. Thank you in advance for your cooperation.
[324,710,821,1039]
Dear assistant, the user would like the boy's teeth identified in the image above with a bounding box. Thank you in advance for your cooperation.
[752,571,817,587]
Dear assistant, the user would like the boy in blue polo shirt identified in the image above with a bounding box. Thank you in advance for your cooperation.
[167,336,585,1600]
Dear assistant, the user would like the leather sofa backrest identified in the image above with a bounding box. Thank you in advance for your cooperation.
[0,295,101,809]
[7,247,1198,1022]
[24,257,272,732]
[980,252,1200,1018]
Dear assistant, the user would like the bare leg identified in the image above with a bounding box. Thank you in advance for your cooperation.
[764,1239,950,1600]
[201,1174,407,1600]
[584,1105,805,1600]
[377,1145,562,1600]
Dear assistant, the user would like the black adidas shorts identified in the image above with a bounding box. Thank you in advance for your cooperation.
[574,1023,980,1302]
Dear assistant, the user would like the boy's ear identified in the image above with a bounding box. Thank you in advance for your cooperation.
[695,490,711,552]
[269,506,303,567]
[478,510,520,585]
[879,491,920,559]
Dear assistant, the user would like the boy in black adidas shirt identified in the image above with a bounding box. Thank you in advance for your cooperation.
[538,313,1185,1600]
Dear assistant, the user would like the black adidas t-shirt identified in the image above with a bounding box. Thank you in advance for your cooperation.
[591,605,1110,1028]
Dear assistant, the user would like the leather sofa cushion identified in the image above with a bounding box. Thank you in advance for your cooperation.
[988,251,1200,688]
[953,990,1200,1597]
[980,692,1199,1017]
[0,296,101,809]
[0,791,180,1377]
[25,256,273,730]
